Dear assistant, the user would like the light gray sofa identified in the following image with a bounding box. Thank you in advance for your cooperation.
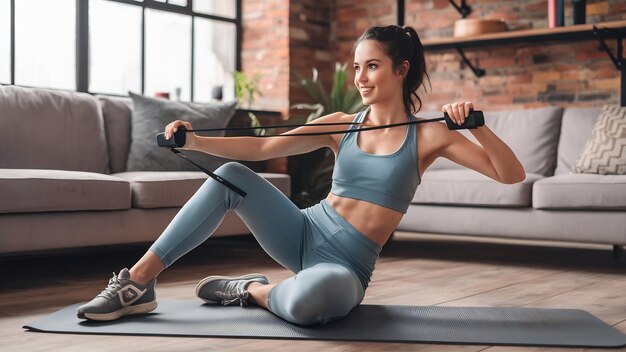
[397,106,626,261]
[0,85,291,255]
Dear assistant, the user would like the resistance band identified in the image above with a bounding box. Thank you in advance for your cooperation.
[155,110,485,197]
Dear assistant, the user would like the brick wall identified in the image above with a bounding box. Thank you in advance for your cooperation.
[333,0,626,112]
[243,1,625,114]
[241,0,290,114]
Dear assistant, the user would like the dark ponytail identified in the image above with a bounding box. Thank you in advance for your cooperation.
[353,25,431,115]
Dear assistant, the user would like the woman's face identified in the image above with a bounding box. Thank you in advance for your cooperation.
[353,39,404,107]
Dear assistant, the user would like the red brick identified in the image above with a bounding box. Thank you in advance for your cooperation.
[575,50,611,62]
[372,5,392,17]
[613,3,626,12]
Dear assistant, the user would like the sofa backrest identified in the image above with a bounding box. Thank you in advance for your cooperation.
[0,85,110,173]
[554,107,602,175]
[96,95,133,174]
[426,106,564,177]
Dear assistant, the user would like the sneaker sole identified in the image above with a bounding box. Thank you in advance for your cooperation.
[195,273,267,304]
[80,300,158,321]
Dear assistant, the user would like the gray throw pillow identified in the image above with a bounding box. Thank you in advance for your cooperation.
[127,92,237,171]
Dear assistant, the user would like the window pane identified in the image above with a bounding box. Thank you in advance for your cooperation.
[193,1,235,19]
[194,18,235,103]
[89,0,142,95]
[15,0,75,90]
[145,9,191,100]
[0,0,10,83]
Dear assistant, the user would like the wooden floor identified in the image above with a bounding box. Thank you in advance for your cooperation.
[1,231,625,352]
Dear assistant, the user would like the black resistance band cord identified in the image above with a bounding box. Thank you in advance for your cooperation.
[156,111,485,197]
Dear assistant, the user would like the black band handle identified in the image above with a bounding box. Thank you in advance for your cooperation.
[444,110,485,130]
[157,126,187,148]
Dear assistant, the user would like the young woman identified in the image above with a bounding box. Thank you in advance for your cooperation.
[77,25,525,325]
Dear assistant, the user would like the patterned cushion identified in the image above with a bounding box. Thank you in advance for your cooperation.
[572,105,626,175]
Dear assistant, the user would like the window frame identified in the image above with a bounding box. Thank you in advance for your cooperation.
[5,0,242,101]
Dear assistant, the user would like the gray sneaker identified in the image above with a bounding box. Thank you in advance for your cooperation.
[195,273,268,307]
[77,268,157,321]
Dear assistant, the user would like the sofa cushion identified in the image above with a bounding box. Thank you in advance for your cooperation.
[554,107,603,175]
[533,173,626,210]
[97,95,133,174]
[426,106,563,176]
[572,105,626,175]
[114,171,291,208]
[0,169,131,213]
[0,86,110,173]
[126,92,237,172]
[412,169,542,207]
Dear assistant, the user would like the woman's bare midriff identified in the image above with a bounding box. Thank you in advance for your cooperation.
[324,115,437,247]
[325,192,404,246]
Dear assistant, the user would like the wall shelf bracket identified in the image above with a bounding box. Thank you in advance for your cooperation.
[456,47,485,77]
[593,26,623,70]
[448,0,472,18]
[593,25,625,106]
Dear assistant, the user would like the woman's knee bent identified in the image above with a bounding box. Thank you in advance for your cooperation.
[214,162,255,180]
[270,264,364,326]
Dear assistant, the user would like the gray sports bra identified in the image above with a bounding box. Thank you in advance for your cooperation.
[330,109,421,213]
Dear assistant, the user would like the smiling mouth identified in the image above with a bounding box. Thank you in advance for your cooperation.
[361,87,374,95]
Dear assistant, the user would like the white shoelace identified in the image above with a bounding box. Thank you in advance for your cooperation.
[96,272,124,300]
[215,290,250,307]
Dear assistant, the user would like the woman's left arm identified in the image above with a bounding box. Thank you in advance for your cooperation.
[440,102,526,184]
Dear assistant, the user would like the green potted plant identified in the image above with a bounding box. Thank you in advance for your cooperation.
[233,71,263,110]
[233,70,266,137]
[289,63,364,208]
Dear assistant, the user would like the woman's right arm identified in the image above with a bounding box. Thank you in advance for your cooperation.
[164,111,348,161]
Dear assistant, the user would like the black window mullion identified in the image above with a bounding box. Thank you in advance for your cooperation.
[236,0,241,71]
[105,0,236,23]
[76,0,89,92]
[190,15,194,101]
[10,0,15,85]
[141,5,145,95]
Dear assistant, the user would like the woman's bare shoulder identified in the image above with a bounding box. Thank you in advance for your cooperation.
[310,111,357,125]
[416,118,451,156]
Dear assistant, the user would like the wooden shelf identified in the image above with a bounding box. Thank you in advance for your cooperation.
[422,20,626,51]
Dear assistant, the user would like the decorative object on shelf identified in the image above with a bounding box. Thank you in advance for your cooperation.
[289,63,363,208]
[453,18,507,37]
[548,0,564,28]
[211,85,223,101]
[548,0,557,28]
[572,0,587,25]
[154,92,170,99]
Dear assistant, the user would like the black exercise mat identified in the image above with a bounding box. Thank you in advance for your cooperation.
[24,300,626,348]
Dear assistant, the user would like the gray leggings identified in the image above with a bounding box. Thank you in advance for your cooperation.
[149,162,382,326]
